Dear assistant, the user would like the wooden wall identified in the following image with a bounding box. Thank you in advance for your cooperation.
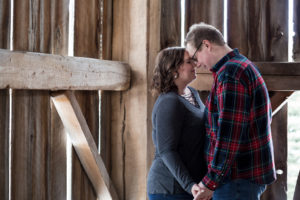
[0,0,108,199]
[1,0,300,200]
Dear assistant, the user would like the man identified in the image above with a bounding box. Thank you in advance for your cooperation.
[185,22,277,200]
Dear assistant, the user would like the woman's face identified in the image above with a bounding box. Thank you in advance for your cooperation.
[176,51,197,85]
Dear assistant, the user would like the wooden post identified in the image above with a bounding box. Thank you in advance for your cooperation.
[0,0,10,199]
[111,0,159,199]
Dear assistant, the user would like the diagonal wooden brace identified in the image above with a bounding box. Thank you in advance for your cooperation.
[51,91,119,200]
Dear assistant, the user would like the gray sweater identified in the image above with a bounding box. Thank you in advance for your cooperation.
[147,87,207,195]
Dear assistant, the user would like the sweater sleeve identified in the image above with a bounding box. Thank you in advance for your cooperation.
[155,96,196,194]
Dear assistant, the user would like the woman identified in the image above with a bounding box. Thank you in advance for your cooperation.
[147,47,207,200]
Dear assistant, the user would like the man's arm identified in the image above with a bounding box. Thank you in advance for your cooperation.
[202,76,250,190]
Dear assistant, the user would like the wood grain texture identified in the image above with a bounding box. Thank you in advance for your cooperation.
[50,0,69,55]
[185,0,224,35]
[10,0,70,199]
[262,105,288,200]
[0,90,9,200]
[0,0,10,48]
[0,49,131,90]
[101,0,113,173]
[111,0,149,199]
[73,1,102,198]
[190,62,300,91]
[294,0,300,61]
[51,91,119,200]
[48,1,69,199]
[11,1,52,200]
[228,0,288,62]
[147,0,161,176]
[11,90,51,200]
[71,147,97,200]
[160,0,181,48]
[0,0,10,199]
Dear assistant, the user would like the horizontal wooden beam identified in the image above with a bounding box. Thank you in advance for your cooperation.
[0,49,130,91]
[51,91,119,200]
[190,62,300,91]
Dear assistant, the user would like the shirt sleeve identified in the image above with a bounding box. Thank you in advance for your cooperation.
[155,96,196,194]
[202,76,250,190]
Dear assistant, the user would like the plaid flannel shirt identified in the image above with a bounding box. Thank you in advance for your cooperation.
[202,49,277,190]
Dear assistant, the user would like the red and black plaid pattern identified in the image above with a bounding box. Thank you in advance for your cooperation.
[202,49,277,190]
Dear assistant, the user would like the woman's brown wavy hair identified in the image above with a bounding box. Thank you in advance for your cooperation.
[151,47,185,95]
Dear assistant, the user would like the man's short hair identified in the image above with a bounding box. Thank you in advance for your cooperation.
[185,22,225,49]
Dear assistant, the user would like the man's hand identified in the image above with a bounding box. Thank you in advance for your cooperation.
[191,183,202,197]
[193,182,213,200]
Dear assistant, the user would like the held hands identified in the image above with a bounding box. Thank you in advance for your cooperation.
[191,182,213,200]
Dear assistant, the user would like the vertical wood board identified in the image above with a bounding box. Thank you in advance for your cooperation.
[101,0,113,173]
[160,0,181,49]
[11,0,68,199]
[185,0,224,36]
[0,90,9,200]
[71,148,97,200]
[261,105,288,200]
[294,0,300,61]
[111,0,148,199]
[73,0,101,198]
[0,1,10,199]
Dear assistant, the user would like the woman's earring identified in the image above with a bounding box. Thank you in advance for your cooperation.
[174,74,178,79]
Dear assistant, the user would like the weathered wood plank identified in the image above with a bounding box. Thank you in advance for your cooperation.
[0,0,10,199]
[50,0,69,55]
[51,91,119,200]
[147,0,161,175]
[294,0,300,61]
[73,1,102,197]
[160,0,181,48]
[11,90,51,200]
[11,1,52,200]
[71,147,97,200]
[190,69,300,92]
[0,0,10,48]
[0,49,131,90]
[48,1,69,199]
[262,105,288,200]
[228,0,288,62]
[101,0,113,173]
[111,0,149,199]
[185,0,224,35]
[49,102,67,199]
[0,90,9,200]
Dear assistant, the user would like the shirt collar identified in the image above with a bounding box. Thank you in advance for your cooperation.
[210,48,239,73]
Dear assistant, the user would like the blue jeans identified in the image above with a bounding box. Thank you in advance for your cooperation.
[148,193,193,200]
[213,179,266,200]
